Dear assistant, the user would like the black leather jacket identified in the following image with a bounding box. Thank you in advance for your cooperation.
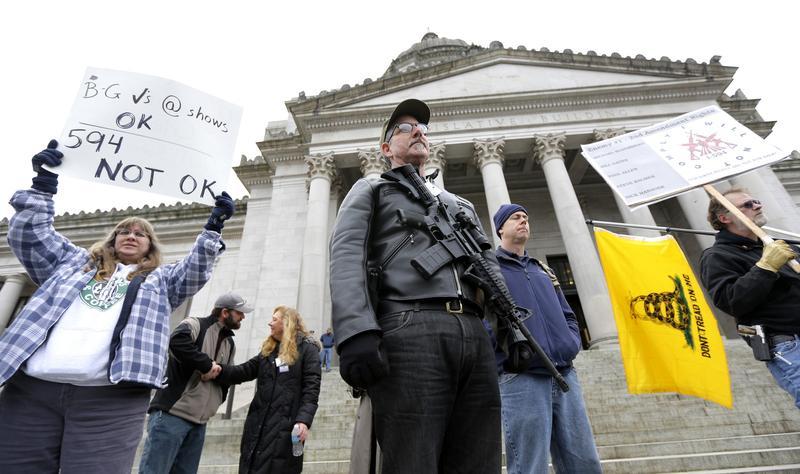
[330,167,501,348]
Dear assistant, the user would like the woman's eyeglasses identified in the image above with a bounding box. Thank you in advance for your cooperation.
[117,229,149,239]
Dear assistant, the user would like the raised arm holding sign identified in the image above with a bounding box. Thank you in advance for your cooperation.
[703,184,800,273]
[0,138,232,473]
[699,186,800,409]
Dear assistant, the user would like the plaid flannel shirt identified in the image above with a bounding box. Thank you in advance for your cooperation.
[0,189,225,388]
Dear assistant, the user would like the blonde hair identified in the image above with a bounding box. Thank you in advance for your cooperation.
[87,217,162,281]
[261,305,311,365]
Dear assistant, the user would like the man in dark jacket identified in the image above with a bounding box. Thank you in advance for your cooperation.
[330,98,503,473]
[700,188,800,408]
[493,204,601,474]
[320,327,335,372]
[138,292,252,473]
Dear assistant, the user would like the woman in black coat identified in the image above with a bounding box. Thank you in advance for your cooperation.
[218,305,321,473]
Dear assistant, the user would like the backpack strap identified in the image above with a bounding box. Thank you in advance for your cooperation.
[106,275,145,380]
[537,260,561,288]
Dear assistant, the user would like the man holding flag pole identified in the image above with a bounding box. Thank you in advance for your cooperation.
[700,187,800,408]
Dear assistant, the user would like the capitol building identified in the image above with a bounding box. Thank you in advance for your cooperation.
[2,32,799,364]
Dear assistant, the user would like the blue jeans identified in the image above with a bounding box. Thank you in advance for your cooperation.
[499,368,601,474]
[321,347,333,370]
[138,410,207,474]
[767,336,800,408]
[368,308,501,474]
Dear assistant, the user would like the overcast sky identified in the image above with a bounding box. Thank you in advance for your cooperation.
[1,1,797,219]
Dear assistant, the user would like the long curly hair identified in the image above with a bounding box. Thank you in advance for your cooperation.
[87,217,162,281]
[261,305,311,366]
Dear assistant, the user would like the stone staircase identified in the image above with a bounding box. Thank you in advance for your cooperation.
[133,341,800,473]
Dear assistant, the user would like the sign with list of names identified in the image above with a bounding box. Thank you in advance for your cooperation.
[57,67,242,205]
[580,106,788,208]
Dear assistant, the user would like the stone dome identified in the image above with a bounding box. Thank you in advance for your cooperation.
[383,33,478,77]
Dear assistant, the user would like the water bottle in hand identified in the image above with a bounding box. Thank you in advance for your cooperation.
[291,423,304,457]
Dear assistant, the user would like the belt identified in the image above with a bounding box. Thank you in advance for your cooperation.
[378,299,483,316]
[770,334,798,346]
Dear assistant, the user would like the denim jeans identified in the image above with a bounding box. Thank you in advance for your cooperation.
[138,410,207,474]
[0,371,149,474]
[367,309,501,474]
[766,336,800,408]
[499,368,601,474]
[321,347,333,370]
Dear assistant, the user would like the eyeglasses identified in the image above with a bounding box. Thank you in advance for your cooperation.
[737,199,761,210]
[117,229,149,239]
[386,122,428,142]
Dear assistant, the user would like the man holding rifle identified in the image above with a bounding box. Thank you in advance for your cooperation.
[700,187,800,407]
[329,98,504,473]
[492,204,601,473]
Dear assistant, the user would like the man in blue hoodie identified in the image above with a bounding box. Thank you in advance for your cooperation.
[493,204,601,474]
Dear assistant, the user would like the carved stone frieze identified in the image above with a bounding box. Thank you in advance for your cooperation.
[533,133,566,165]
[330,175,343,200]
[592,128,626,142]
[305,153,338,182]
[473,138,506,170]
[358,148,388,177]
[426,142,447,171]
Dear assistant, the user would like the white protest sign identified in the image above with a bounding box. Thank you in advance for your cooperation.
[57,67,242,205]
[580,106,788,208]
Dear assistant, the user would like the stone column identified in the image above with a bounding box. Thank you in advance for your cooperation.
[0,274,26,336]
[358,148,388,180]
[298,153,337,333]
[424,142,447,189]
[593,129,660,237]
[731,167,800,234]
[474,138,510,245]
[534,133,617,346]
[675,189,716,249]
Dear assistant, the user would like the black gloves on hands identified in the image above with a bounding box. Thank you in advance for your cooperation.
[339,331,389,389]
[204,191,235,233]
[31,139,63,194]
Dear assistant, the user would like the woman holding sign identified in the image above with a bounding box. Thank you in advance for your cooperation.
[0,140,236,474]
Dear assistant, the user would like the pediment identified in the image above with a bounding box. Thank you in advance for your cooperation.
[342,62,678,108]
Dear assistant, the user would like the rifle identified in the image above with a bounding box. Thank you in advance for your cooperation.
[394,164,569,392]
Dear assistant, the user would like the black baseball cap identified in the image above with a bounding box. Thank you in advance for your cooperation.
[380,99,431,145]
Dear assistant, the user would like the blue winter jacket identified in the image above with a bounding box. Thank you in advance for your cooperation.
[495,247,582,375]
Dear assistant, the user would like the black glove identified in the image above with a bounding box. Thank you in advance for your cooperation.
[31,139,63,194]
[339,331,389,389]
[204,191,235,232]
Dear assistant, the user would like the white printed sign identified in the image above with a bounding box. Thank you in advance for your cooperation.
[57,67,242,205]
[580,106,788,208]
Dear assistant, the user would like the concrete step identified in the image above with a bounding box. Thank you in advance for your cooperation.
[600,446,800,473]
[595,420,800,446]
[148,341,800,473]
[597,432,800,459]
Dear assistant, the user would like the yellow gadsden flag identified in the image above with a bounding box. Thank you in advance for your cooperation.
[594,228,732,408]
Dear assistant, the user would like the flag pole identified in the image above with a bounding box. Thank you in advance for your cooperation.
[764,226,800,240]
[585,219,800,245]
[585,219,715,237]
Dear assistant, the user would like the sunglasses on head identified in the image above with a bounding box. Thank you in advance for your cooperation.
[737,199,761,209]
